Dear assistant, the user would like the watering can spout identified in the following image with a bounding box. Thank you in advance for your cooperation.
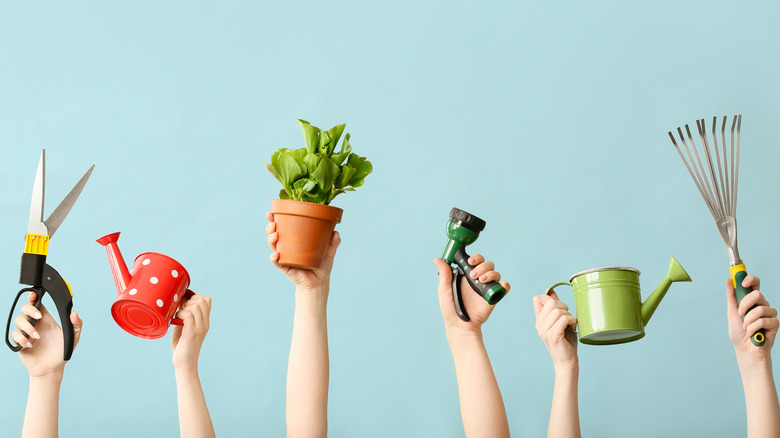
[641,256,691,325]
[96,232,131,295]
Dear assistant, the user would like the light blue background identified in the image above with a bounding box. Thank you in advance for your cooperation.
[1,1,779,436]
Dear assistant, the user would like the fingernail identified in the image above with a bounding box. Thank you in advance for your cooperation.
[32,332,40,340]
[480,275,488,282]
[34,312,42,319]
[470,271,478,279]
[26,342,32,348]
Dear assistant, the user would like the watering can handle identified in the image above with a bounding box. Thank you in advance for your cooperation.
[732,266,766,347]
[171,290,197,326]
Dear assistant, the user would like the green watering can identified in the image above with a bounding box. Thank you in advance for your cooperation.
[546,256,691,345]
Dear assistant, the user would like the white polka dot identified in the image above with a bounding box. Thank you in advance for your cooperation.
[174,294,178,302]
[129,288,137,295]
[156,299,164,307]
[142,259,151,265]
[150,277,158,284]
[171,270,178,278]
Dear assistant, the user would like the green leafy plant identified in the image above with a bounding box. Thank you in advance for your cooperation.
[264,119,373,205]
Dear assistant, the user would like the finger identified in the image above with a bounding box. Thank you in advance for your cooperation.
[197,295,212,321]
[543,307,564,330]
[269,252,291,275]
[742,275,760,290]
[738,290,769,317]
[21,304,42,321]
[176,308,195,326]
[469,260,495,280]
[538,297,558,324]
[745,316,780,339]
[502,281,511,294]
[433,258,453,297]
[12,331,32,349]
[533,295,545,315]
[742,305,778,330]
[267,232,279,252]
[319,231,341,272]
[265,221,276,235]
[26,292,37,305]
[726,278,739,320]
[551,313,576,335]
[14,315,39,340]
[266,212,274,223]
[477,270,501,284]
[548,290,561,301]
[71,311,84,347]
[468,253,485,266]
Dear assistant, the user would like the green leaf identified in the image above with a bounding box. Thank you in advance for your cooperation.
[331,133,352,166]
[293,178,318,194]
[346,154,373,187]
[311,156,340,193]
[279,189,291,200]
[271,150,305,193]
[297,119,320,154]
[321,123,345,156]
[302,184,329,204]
[303,153,319,174]
[327,187,355,204]
[335,164,356,189]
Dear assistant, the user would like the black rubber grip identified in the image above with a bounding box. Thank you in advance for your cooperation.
[454,247,501,302]
[734,270,765,347]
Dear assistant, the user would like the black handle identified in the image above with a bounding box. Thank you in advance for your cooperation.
[452,267,470,322]
[6,265,75,360]
[454,247,506,305]
[5,287,44,352]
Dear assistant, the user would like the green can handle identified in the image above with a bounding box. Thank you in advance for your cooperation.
[733,268,766,347]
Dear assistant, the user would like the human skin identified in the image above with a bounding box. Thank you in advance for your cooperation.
[10,292,83,438]
[170,294,216,438]
[533,291,581,438]
[726,275,780,438]
[267,211,340,438]
[433,255,511,438]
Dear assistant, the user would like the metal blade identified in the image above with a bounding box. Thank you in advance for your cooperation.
[27,150,48,236]
[44,164,95,237]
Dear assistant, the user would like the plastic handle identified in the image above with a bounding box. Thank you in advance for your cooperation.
[453,247,507,305]
[5,287,44,353]
[733,268,766,347]
[40,264,75,360]
[171,290,197,326]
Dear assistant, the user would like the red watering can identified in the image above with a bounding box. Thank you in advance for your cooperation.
[97,232,194,339]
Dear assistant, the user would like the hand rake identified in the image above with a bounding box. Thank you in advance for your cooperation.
[668,115,764,346]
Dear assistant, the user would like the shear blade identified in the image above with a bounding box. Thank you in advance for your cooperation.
[27,150,47,236]
[44,164,95,237]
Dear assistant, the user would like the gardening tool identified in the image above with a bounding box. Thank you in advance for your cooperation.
[546,256,691,345]
[4,150,94,360]
[442,208,507,322]
[97,232,195,339]
[668,115,764,346]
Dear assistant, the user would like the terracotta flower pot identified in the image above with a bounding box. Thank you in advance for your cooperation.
[269,199,343,269]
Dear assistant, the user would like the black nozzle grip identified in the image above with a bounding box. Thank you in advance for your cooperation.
[454,247,507,305]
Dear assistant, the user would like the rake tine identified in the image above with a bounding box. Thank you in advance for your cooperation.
[670,128,719,219]
[684,124,721,217]
[719,116,730,218]
[697,118,726,217]
[711,116,729,216]
[733,115,742,216]
[730,116,737,216]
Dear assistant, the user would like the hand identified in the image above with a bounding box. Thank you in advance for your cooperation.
[533,290,578,369]
[11,292,83,378]
[266,211,340,294]
[726,276,778,361]
[433,254,510,334]
[171,294,212,371]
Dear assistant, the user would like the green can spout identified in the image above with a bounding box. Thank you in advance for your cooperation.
[641,256,692,326]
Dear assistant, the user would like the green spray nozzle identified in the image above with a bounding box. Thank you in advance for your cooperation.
[442,208,506,322]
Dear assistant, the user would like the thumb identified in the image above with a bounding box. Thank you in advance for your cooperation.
[71,311,84,348]
[433,258,453,296]
[725,278,739,320]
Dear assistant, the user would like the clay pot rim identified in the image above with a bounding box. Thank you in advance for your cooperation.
[270,199,343,223]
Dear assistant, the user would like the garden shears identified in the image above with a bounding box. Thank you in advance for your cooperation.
[4,150,94,360]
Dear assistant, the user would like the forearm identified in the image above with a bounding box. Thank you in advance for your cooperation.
[23,373,63,438]
[447,329,510,438]
[286,287,329,438]
[736,355,780,438]
[175,368,215,438]
[548,364,580,438]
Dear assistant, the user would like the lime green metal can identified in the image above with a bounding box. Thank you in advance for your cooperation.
[547,256,691,345]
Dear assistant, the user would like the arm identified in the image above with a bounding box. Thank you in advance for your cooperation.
[726,276,780,438]
[533,291,580,438]
[171,295,215,438]
[433,255,511,438]
[10,292,83,438]
[267,212,340,438]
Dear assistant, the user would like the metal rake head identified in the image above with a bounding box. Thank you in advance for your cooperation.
[667,115,742,222]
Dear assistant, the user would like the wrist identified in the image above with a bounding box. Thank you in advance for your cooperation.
[29,371,64,388]
[446,326,483,347]
[553,360,579,378]
[295,287,329,312]
[736,352,773,372]
[174,365,200,378]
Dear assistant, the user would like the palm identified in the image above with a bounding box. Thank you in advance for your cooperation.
[19,310,66,377]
